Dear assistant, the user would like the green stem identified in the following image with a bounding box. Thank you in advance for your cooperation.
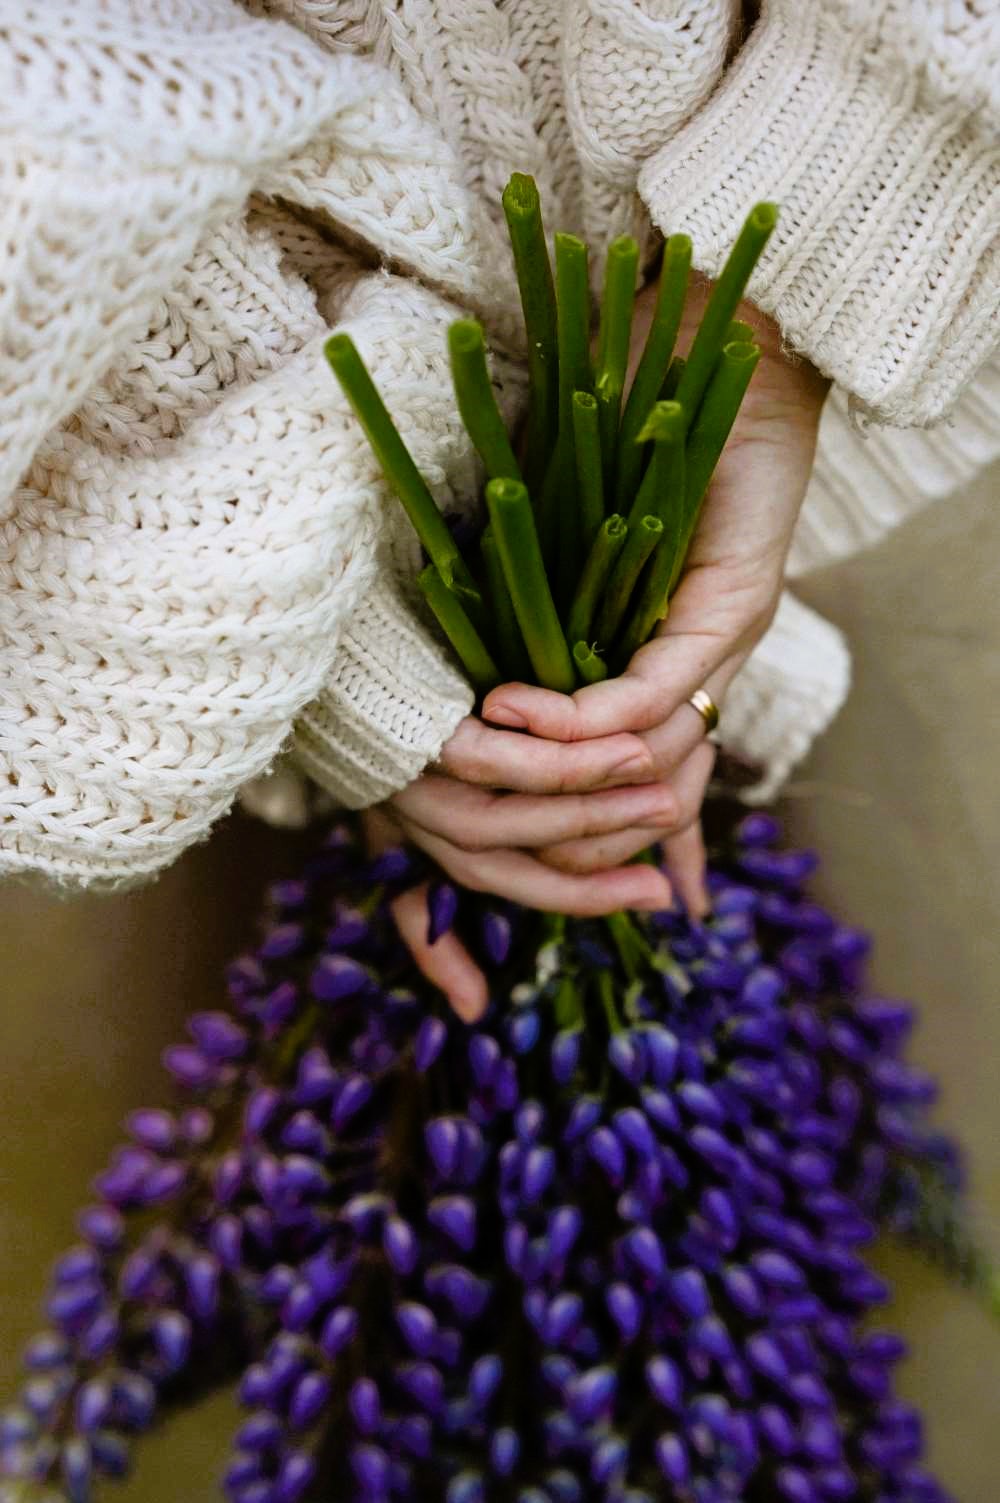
[502,173,559,492]
[615,540,673,666]
[417,564,503,695]
[673,201,776,424]
[541,233,592,580]
[553,976,584,1031]
[724,318,755,345]
[566,513,627,645]
[660,354,685,401]
[671,339,760,590]
[572,640,609,684]
[617,343,758,661]
[616,233,692,509]
[325,333,477,600]
[624,401,686,533]
[593,515,663,649]
[448,320,521,482]
[595,235,639,490]
[486,477,576,693]
[571,390,605,550]
[479,527,533,683]
[605,911,652,982]
[596,971,624,1037]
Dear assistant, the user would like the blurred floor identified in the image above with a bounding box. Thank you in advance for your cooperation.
[1,466,998,1499]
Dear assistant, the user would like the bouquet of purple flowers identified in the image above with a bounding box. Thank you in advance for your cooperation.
[1,179,993,1503]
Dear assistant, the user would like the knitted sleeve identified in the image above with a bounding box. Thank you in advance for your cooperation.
[0,3,497,885]
[637,0,1000,425]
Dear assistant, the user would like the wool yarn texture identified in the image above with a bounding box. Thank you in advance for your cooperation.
[1,0,998,882]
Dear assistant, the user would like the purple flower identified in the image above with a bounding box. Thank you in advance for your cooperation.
[7,813,964,1503]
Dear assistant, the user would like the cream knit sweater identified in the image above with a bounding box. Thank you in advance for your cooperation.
[2,0,998,885]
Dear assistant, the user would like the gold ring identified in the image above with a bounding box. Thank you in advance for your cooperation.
[688,688,720,735]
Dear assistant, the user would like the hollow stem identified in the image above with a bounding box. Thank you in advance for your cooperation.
[566,513,627,646]
[616,233,692,509]
[673,201,776,424]
[571,390,605,552]
[572,640,609,685]
[618,341,760,665]
[671,339,761,590]
[448,320,521,482]
[486,477,576,693]
[724,318,755,345]
[593,515,664,649]
[480,527,533,683]
[540,233,592,579]
[502,173,559,491]
[595,235,639,489]
[325,333,479,600]
[660,354,685,401]
[417,564,503,696]
[625,401,686,534]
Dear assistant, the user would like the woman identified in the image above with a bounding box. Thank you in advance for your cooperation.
[1,0,997,988]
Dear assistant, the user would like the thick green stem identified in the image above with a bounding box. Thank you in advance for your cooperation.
[417,565,502,695]
[660,355,685,401]
[502,173,559,492]
[673,201,776,424]
[486,477,576,693]
[448,320,522,482]
[571,390,605,551]
[724,318,755,345]
[566,513,627,645]
[624,401,685,533]
[479,527,533,682]
[572,640,609,684]
[671,339,761,589]
[540,233,592,582]
[616,233,692,509]
[595,235,639,489]
[325,333,478,599]
[617,343,759,661]
[593,515,663,649]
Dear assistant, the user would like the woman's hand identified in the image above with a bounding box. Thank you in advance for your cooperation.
[481,280,830,908]
[360,714,676,1021]
[365,277,829,1021]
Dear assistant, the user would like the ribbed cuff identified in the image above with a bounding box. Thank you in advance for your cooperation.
[721,591,851,804]
[637,0,1000,425]
[291,567,475,809]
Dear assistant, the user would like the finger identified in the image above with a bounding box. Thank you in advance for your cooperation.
[393,774,678,851]
[397,821,672,917]
[436,716,655,793]
[481,591,750,743]
[661,820,710,919]
[390,882,489,1024]
[639,659,734,777]
[539,822,666,875]
[538,741,715,875]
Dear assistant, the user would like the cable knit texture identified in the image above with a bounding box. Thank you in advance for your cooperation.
[1,0,998,885]
[638,0,1000,424]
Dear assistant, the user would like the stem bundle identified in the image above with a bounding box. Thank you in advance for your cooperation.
[327,184,774,708]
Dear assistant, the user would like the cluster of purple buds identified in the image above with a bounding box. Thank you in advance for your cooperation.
[1,814,970,1503]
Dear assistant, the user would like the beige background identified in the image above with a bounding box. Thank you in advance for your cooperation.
[2,466,998,1499]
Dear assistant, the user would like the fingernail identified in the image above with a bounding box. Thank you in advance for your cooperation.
[608,753,652,779]
[485,705,527,729]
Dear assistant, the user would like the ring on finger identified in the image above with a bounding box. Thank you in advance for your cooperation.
[687,688,721,738]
